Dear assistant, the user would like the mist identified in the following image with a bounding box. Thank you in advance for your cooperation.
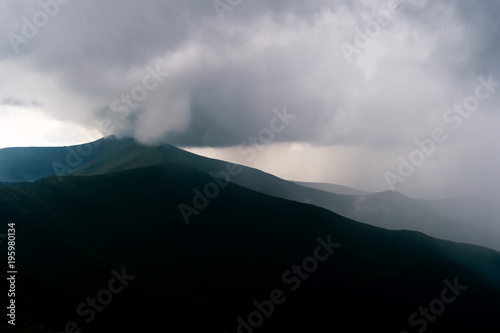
[1,0,499,227]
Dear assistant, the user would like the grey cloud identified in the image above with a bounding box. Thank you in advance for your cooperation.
[1,98,42,107]
[1,0,498,147]
[0,0,499,203]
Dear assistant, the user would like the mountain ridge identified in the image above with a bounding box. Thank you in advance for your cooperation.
[0,161,499,332]
[1,136,498,252]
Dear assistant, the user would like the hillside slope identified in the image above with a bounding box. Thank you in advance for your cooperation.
[1,137,498,251]
[0,163,499,332]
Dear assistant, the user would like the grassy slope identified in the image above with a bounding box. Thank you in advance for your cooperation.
[70,138,500,251]
[0,139,110,182]
[0,163,498,332]
[1,137,499,252]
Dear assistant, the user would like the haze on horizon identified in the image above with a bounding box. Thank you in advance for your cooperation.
[0,0,499,201]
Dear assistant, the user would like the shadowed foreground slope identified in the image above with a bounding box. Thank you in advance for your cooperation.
[0,163,499,332]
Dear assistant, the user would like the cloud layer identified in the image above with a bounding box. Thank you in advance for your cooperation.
[0,0,499,198]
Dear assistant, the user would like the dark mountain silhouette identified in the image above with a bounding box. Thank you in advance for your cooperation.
[293,180,371,196]
[0,162,499,332]
[0,136,497,251]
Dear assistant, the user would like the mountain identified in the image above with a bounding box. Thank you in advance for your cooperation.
[342,190,500,251]
[293,181,371,196]
[0,136,498,252]
[422,195,499,230]
[0,162,499,332]
[0,145,75,182]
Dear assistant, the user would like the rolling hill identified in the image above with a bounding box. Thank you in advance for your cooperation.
[0,136,497,252]
[293,180,371,196]
[0,162,499,332]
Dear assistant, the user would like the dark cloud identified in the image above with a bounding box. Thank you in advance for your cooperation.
[0,0,499,202]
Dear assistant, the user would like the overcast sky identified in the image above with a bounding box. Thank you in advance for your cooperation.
[0,0,499,198]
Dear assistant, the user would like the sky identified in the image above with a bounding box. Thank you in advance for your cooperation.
[0,0,499,198]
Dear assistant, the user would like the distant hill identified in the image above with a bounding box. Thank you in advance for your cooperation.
[0,162,499,332]
[293,181,371,196]
[422,195,500,230]
[0,136,498,252]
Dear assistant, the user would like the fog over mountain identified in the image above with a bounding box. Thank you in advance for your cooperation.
[1,0,499,201]
[1,2,500,330]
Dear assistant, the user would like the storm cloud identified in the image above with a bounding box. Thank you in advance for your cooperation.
[0,0,499,198]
